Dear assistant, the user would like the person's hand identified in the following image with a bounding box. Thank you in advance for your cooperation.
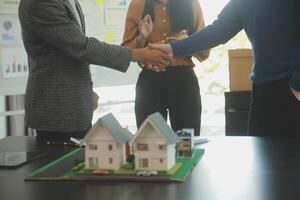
[92,90,99,111]
[291,87,300,101]
[132,45,171,72]
[138,61,166,72]
[137,40,166,70]
[138,15,153,39]
[148,43,174,59]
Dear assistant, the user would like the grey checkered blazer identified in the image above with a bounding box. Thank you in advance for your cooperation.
[19,0,132,132]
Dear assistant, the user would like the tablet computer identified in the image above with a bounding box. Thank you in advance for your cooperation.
[0,151,47,168]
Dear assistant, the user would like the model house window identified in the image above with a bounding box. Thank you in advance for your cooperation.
[109,157,113,164]
[89,144,97,150]
[158,145,165,150]
[137,143,148,151]
[89,157,98,168]
[159,159,164,164]
[176,143,182,148]
[178,151,184,157]
[139,158,148,168]
[108,144,113,151]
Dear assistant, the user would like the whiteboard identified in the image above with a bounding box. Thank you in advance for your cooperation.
[0,0,140,96]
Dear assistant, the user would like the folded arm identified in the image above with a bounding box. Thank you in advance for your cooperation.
[122,0,146,49]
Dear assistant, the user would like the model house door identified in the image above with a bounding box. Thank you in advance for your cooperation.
[88,157,99,168]
[138,158,149,168]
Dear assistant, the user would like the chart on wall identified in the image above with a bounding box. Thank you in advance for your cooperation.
[0,0,28,95]
[0,14,22,43]
[1,47,28,78]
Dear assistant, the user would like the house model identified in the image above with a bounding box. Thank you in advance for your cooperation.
[83,113,133,170]
[176,129,194,158]
[131,112,179,171]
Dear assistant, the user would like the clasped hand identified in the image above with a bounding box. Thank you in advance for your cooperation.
[137,30,188,72]
[138,43,173,72]
[136,15,184,72]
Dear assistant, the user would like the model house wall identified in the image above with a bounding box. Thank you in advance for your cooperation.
[134,123,169,170]
[167,144,176,167]
[84,113,133,170]
[85,125,124,170]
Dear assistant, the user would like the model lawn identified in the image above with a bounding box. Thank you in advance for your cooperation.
[27,148,204,182]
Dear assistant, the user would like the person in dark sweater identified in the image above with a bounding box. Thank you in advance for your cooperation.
[150,0,300,136]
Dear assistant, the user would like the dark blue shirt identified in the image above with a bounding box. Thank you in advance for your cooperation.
[171,0,300,90]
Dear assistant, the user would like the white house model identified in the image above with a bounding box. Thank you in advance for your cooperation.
[131,112,179,171]
[83,113,133,170]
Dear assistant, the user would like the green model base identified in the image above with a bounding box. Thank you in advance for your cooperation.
[26,148,205,183]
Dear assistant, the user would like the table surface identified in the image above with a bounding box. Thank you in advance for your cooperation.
[1,136,300,200]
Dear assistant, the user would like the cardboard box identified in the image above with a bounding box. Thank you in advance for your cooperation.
[229,49,253,91]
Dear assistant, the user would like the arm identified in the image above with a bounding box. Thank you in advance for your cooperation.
[171,0,243,57]
[28,0,131,72]
[191,0,210,62]
[122,0,149,48]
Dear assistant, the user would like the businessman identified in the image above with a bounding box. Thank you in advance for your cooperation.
[150,0,300,136]
[18,0,171,141]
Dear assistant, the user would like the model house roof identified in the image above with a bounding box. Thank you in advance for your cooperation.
[176,130,192,138]
[132,112,179,144]
[84,113,133,144]
[122,128,134,141]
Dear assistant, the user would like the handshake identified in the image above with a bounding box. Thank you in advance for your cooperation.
[132,43,174,72]
[129,15,188,72]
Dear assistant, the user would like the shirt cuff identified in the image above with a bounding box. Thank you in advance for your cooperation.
[170,41,181,57]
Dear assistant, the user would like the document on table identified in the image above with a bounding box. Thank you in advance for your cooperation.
[194,136,209,145]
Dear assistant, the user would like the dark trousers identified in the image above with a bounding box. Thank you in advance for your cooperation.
[36,129,88,143]
[135,66,202,136]
[248,76,300,136]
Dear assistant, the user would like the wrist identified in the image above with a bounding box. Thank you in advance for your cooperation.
[136,34,147,44]
[131,49,144,62]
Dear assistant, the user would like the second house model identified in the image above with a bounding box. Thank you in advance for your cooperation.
[130,113,179,171]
